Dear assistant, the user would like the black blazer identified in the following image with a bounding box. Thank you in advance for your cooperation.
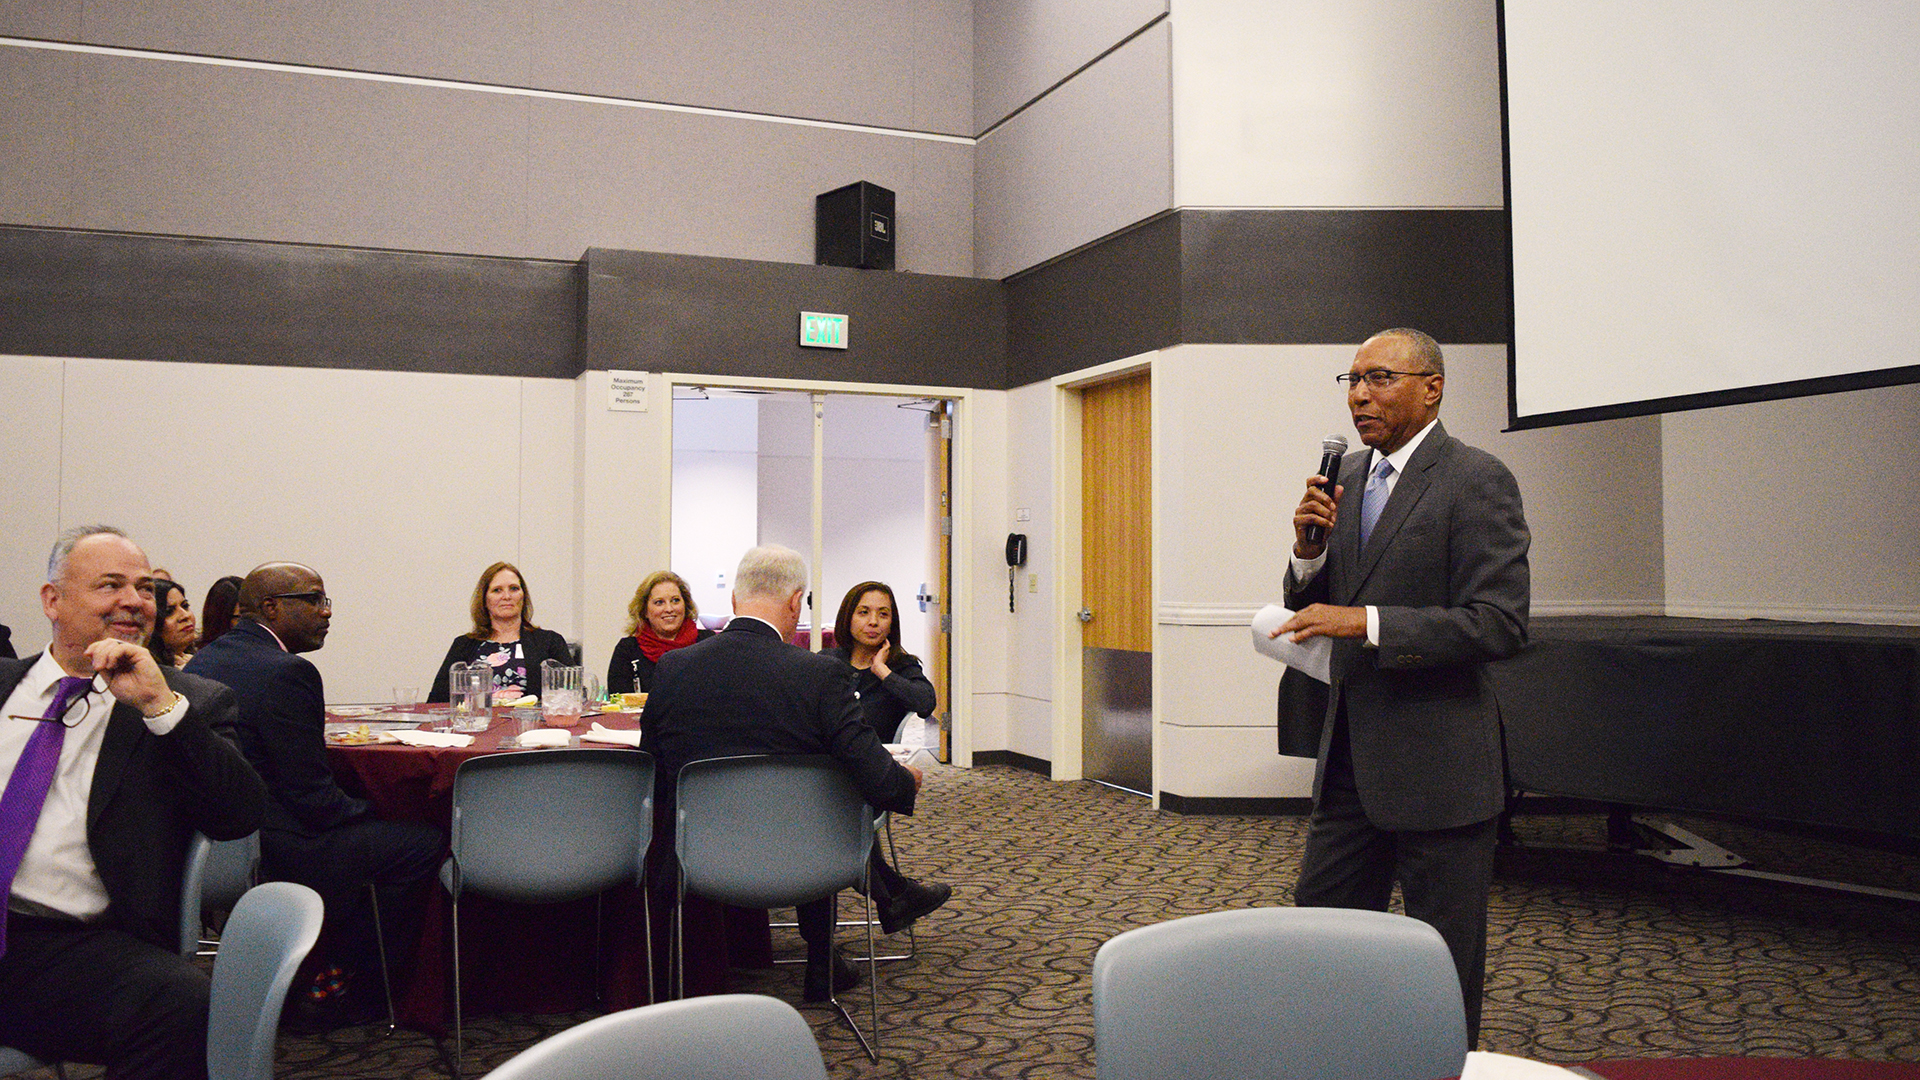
[640,619,918,832]
[606,627,715,695]
[1285,421,1530,831]
[426,626,573,702]
[0,656,265,951]
[824,645,936,742]
[185,620,362,837]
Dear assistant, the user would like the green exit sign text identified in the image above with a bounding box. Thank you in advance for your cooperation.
[799,311,849,350]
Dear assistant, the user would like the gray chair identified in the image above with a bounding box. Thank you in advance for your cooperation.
[207,881,325,1080]
[1092,907,1468,1080]
[441,748,654,1080]
[179,831,260,956]
[673,754,879,1060]
[483,993,827,1080]
[179,830,396,1031]
[0,1048,53,1078]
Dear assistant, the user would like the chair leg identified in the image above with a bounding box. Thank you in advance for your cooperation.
[640,886,654,1006]
[364,884,397,1033]
[671,881,685,1002]
[450,892,464,1080]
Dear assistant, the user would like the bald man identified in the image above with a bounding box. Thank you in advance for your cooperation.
[1,526,264,1079]
[186,562,441,1027]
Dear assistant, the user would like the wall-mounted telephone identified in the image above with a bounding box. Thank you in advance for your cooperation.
[1006,533,1028,612]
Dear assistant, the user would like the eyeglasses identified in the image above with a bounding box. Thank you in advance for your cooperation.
[8,675,108,728]
[1336,369,1439,389]
[268,591,333,612]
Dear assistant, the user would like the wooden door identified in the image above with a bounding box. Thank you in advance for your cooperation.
[1080,372,1151,793]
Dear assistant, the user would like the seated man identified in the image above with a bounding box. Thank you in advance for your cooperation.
[641,545,926,1001]
[185,561,442,1025]
[1,526,266,1080]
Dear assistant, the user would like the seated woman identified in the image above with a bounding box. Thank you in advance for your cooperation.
[198,574,243,649]
[608,570,714,695]
[147,578,199,667]
[428,561,572,704]
[826,580,951,934]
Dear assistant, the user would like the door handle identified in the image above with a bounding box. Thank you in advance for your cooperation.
[1077,607,1094,623]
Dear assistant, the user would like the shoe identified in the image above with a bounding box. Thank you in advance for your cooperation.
[802,948,863,1003]
[879,879,951,935]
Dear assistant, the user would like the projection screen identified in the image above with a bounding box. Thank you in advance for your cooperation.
[1500,2,1920,428]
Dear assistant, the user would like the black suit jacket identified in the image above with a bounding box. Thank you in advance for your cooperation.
[0,656,265,951]
[1285,421,1530,831]
[184,620,362,837]
[640,619,918,831]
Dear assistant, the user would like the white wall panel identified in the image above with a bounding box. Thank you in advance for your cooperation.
[21,358,574,703]
[1662,383,1920,624]
[1170,0,1503,208]
[0,356,68,654]
[973,0,1165,131]
[974,20,1171,279]
[1159,713,1314,800]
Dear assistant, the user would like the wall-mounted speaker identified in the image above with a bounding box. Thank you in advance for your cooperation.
[815,181,895,270]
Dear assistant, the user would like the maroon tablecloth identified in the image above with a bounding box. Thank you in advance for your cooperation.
[1581,1061,1920,1080]
[325,706,771,1031]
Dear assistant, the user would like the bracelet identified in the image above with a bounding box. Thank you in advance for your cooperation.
[142,691,185,720]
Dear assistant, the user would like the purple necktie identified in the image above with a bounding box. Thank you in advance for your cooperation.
[0,674,94,958]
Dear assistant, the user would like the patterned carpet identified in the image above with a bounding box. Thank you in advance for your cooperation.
[21,762,1920,1078]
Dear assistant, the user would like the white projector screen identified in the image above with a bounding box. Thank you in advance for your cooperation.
[1501,2,1920,428]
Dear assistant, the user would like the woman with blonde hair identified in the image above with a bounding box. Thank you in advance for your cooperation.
[428,561,572,704]
[608,570,714,695]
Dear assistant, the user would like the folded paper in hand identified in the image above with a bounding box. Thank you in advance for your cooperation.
[581,723,643,748]
[1250,604,1332,684]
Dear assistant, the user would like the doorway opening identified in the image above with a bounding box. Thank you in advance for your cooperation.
[669,386,955,761]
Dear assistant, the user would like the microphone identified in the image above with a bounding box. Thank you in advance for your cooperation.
[1302,434,1348,545]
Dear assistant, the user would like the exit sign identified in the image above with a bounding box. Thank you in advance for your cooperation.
[800,311,848,350]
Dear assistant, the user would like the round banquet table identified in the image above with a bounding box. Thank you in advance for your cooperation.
[324,705,772,1031]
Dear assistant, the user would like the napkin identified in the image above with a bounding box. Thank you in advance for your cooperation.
[581,723,643,748]
[516,728,572,748]
[390,729,475,748]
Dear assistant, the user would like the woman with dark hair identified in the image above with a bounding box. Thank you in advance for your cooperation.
[427,561,573,704]
[607,570,715,696]
[147,578,198,667]
[198,574,243,649]
[827,581,937,742]
[825,580,950,934]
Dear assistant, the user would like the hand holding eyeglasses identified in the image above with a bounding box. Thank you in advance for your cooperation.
[82,638,176,717]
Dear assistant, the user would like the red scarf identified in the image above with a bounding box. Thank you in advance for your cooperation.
[635,619,699,663]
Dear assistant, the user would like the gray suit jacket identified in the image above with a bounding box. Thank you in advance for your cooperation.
[1286,420,1530,831]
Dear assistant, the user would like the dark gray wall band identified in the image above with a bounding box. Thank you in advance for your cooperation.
[3,209,1508,388]
[583,248,1007,388]
[0,226,581,379]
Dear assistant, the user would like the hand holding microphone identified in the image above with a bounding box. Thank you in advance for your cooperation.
[1293,434,1347,557]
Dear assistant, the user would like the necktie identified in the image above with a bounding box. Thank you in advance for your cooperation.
[0,674,94,958]
[1359,457,1394,548]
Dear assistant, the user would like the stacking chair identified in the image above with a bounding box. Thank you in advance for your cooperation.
[673,754,879,1060]
[179,831,260,956]
[0,1048,54,1078]
[180,831,395,1032]
[484,994,827,1080]
[441,748,654,1080]
[1092,907,1468,1080]
[208,881,325,1080]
